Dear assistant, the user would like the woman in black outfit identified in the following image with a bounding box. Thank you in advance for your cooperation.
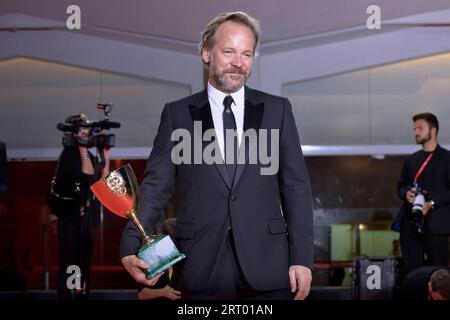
[51,114,110,300]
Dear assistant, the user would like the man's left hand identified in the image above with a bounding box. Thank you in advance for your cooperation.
[289,265,312,300]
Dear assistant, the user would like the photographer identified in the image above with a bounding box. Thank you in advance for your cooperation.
[396,113,450,277]
[50,113,110,300]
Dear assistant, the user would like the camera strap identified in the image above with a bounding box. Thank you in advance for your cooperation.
[413,152,433,184]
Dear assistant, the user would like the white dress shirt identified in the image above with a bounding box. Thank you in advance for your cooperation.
[207,82,245,160]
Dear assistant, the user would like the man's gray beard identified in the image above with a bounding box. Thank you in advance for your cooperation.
[208,53,250,92]
[217,73,246,92]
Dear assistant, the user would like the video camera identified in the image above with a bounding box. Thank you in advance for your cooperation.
[57,103,121,165]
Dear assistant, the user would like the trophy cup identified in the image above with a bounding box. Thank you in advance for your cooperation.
[90,164,185,279]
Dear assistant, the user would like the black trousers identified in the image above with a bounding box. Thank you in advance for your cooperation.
[57,213,93,300]
[181,231,292,300]
[400,218,449,277]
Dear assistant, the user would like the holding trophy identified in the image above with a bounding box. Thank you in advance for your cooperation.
[90,164,185,279]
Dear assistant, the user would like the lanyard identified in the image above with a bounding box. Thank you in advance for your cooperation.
[413,152,433,184]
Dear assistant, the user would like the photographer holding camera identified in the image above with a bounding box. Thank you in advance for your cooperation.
[396,113,450,277]
[50,113,111,300]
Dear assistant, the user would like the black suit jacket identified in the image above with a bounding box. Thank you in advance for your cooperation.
[397,145,450,234]
[0,141,7,198]
[120,87,314,293]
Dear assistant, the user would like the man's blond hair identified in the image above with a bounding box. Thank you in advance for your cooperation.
[199,11,260,59]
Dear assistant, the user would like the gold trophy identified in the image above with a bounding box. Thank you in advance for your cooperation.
[90,164,185,279]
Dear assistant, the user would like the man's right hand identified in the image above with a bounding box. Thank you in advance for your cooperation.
[121,255,162,287]
[406,190,416,204]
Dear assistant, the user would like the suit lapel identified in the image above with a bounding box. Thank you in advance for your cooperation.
[189,90,232,190]
[233,88,265,188]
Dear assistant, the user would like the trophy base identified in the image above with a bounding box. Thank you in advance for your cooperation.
[137,234,186,280]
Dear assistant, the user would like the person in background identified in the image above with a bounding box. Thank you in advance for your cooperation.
[395,113,450,277]
[50,113,111,300]
[399,266,450,300]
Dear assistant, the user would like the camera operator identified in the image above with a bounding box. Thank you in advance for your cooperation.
[51,113,110,300]
[396,113,450,278]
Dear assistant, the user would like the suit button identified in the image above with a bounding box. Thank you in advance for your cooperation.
[231,195,237,201]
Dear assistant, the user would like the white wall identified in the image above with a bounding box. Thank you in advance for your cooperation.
[283,53,450,146]
[2,11,450,159]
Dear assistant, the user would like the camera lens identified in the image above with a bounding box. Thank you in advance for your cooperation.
[412,193,425,217]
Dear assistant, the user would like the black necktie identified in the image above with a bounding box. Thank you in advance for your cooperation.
[223,95,237,183]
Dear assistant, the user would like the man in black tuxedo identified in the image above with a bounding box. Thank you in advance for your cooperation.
[120,11,314,300]
[396,113,450,276]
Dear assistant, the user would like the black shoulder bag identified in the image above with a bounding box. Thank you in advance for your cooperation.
[47,158,81,216]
